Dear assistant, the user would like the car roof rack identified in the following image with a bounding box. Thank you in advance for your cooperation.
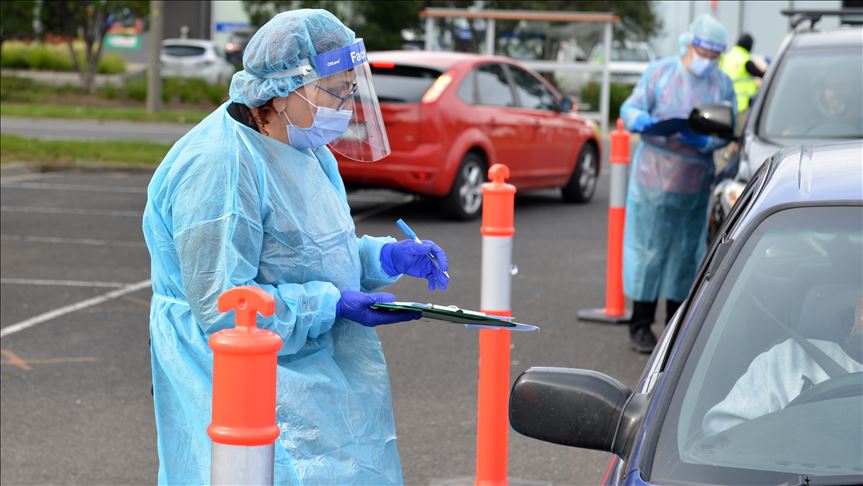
[781,8,863,30]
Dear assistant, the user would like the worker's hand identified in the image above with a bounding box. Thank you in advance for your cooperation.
[679,129,711,150]
[336,291,421,327]
[630,112,659,133]
[381,240,449,291]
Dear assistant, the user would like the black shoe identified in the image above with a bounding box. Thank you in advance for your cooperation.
[630,327,657,354]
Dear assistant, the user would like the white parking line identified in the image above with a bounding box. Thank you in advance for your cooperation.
[0,182,146,193]
[0,279,151,339]
[1,278,129,288]
[1,234,146,247]
[0,206,141,217]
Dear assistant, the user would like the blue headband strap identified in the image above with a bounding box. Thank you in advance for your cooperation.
[692,36,725,53]
[314,39,367,76]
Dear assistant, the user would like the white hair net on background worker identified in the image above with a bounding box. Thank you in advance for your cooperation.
[618,13,736,353]
[143,9,449,485]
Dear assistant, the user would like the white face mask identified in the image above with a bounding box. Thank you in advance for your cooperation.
[689,52,716,77]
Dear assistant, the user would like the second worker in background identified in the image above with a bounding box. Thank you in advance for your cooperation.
[619,14,736,353]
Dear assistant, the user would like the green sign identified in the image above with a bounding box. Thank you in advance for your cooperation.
[105,34,141,50]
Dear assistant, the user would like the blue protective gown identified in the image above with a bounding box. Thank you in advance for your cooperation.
[142,102,403,485]
[620,57,735,302]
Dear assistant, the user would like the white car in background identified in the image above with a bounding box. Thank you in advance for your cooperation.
[160,39,236,85]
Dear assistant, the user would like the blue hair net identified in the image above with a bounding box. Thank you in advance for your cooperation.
[689,13,727,52]
[678,32,693,56]
[229,9,356,108]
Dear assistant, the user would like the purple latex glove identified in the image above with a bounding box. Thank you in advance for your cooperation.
[679,129,711,150]
[336,291,421,327]
[381,239,449,291]
[630,112,659,133]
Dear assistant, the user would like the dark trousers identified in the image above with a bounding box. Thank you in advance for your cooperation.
[629,299,682,332]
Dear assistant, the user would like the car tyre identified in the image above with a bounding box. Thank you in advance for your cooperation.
[442,152,486,220]
[561,142,598,203]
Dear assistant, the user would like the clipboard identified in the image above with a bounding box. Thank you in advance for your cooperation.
[371,302,539,331]
[642,118,689,137]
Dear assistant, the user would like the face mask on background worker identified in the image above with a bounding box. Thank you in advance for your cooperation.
[684,15,726,78]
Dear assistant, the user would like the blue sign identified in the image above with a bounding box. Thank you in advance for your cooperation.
[314,40,367,76]
[216,22,251,33]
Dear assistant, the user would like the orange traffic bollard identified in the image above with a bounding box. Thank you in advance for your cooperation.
[578,119,632,323]
[476,164,516,486]
[209,286,282,485]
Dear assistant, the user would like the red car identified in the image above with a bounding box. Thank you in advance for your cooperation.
[335,51,601,219]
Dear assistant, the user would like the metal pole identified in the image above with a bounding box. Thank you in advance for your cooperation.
[599,21,612,136]
[425,16,434,51]
[146,0,163,114]
[485,18,495,55]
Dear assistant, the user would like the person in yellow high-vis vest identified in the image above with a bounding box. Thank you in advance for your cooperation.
[720,33,764,112]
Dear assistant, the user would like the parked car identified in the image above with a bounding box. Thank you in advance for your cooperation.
[708,12,863,240]
[510,139,863,484]
[224,29,255,68]
[335,51,601,219]
[555,40,654,95]
[161,39,236,85]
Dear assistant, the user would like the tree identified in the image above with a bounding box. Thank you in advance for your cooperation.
[241,0,423,51]
[1,0,37,50]
[39,0,148,94]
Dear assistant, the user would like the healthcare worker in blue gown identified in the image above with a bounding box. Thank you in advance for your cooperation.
[142,10,449,485]
[620,14,736,353]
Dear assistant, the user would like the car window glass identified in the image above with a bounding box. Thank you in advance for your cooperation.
[370,64,443,104]
[508,66,556,111]
[650,206,863,483]
[457,70,476,104]
[163,45,206,57]
[476,64,515,107]
[759,48,863,139]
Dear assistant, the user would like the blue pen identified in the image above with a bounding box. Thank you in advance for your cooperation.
[396,218,450,279]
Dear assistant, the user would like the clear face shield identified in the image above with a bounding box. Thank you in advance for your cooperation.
[278,39,390,162]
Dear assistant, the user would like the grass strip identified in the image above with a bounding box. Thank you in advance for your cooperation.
[0,102,209,124]
[1,134,170,166]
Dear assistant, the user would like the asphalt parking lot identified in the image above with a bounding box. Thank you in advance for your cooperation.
[1,166,653,485]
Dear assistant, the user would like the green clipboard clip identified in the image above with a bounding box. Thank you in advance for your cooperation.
[371,302,539,331]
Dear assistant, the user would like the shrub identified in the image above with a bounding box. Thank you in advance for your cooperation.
[123,76,147,102]
[97,54,126,74]
[0,41,125,74]
[1,43,31,69]
[580,81,636,123]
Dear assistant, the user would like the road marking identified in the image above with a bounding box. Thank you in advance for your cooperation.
[122,294,152,308]
[0,234,146,247]
[352,195,415,222]
[0,348,98,369]
[0,182,145,193]
[0,348,31,370]
[1,278,130,288]
[0,173,47,183]
[0,279,151,339]
[0,206,141,217]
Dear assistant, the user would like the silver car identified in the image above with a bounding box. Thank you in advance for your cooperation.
[160,39,236,85]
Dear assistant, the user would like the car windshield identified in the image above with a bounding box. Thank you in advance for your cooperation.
[163,45,206,57]
[651,206,863,485]
[759,48,863,139]
[369,64,442,103]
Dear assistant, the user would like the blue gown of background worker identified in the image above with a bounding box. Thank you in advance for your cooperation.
[142,9,448,485]
[620,14,736,305]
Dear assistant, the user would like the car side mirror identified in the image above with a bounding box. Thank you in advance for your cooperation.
[557,97,574,113]
[688,104,735,140]
[509,367,647,457]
